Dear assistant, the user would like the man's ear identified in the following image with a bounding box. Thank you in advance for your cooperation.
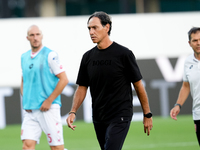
[105,24,110,33]
[188,41,191,47]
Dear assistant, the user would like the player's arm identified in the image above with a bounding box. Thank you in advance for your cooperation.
[40,71,68,111]
[21,77,23,96]
[67,85,88,130]
[170,81,190,120]
[133,79,153,136]
[40,51,68,111]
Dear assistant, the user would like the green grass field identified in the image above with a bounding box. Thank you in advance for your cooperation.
[0,115,199,150]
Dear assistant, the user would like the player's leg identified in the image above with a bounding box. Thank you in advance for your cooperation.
[39,106,65,149]
[22,139,37,150]
[50,145,64,150]
[194,120,200,146]
[104,117,131,150]
[93,122,108,150]
[21,110,42,150]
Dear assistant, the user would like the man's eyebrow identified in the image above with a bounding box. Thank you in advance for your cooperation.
[88,25,98,28]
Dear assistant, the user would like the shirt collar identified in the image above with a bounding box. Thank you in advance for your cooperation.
[31,46,44,58]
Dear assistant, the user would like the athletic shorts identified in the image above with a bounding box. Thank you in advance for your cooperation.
[21,105,64,146]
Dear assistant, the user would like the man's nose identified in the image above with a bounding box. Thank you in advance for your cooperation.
[89,28,94,35]
[34,35,38,40]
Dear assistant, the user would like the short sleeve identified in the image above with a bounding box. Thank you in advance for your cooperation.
[48,51,65,75]
[183,62,188,82]
[124,50,142,83]
[76,53,89,86]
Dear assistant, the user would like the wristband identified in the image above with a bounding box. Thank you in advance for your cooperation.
[69,111,76,115]
[174,103,181,109]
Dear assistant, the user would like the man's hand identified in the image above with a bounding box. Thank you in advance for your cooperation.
[25,110,32,113]
[67,114,76,130]
[40,99,52,112]
[143,117,153,136]
[170,106,180,120]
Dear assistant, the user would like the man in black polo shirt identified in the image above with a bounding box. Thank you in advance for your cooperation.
[67,11,153,150]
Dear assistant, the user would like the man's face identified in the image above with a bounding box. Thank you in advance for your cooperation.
[189,31,200,55]
[27,26,43,50]
[87,17,109,44]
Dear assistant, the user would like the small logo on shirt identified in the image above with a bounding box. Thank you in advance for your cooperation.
[53,56,60,64]
[53,56,58,60]
[189,65,193,69]
[29,64,33,69]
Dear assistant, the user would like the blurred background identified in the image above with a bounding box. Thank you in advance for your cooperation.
[1,0,200,18]
[0,0,199,129]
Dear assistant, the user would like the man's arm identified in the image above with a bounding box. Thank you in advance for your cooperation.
[133,79,153,136]
[21,77,23,96]
[170,81,190,120]
[66,85,88,130]
[40,71,69,111]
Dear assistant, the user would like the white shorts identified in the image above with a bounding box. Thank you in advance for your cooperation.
[21,104,64,146]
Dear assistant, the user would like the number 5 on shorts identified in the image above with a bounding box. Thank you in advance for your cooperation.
[47,133,52,143]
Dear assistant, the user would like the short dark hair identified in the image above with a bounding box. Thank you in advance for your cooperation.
[87,11,112,36]
[188,27,200,41]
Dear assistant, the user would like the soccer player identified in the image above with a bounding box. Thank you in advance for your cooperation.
[170,27,200,146]
[21,25,68,150]
[67,11,153,150]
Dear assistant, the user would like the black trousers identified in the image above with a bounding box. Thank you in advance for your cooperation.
[194,120,200,146]
[93,117,131,150]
